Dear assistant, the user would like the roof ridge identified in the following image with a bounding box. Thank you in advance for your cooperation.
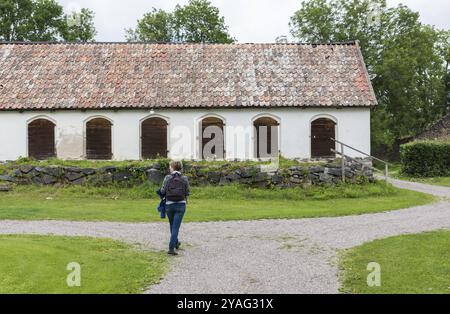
[0,41,357,46]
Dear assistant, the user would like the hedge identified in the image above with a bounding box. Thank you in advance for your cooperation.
[400,141,450,177]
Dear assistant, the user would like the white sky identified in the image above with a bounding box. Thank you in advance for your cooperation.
[59,0,450,42]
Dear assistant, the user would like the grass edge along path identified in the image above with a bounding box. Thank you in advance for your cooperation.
[375,162,450,188]
[0,182,436,222]
[0,234,168,294]
[339,230,450,294]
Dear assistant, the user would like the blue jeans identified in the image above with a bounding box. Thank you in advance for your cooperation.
[166,203,186,250]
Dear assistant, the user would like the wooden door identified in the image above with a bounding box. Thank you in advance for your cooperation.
[86,118,112,160]
[28,119,56,160]
[141,117,168,159]
[311,118,336,158]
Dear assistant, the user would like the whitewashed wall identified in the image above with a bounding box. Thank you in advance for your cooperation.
[0,108,371,161]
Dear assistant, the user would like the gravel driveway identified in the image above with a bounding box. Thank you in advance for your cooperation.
[0,179,449,294]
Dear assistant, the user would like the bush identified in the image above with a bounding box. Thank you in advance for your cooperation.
[400,140,450,177]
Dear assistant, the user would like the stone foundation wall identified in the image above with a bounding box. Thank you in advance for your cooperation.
[0,159,374,188]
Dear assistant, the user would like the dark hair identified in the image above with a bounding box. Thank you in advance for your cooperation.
[170,160,183,172]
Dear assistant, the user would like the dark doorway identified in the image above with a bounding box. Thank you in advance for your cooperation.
[86,118,112,160]
[311,118,336,158]
[141,117,168,159]
[201,117,224,159]
[28,119,56,160]
[254,117,279,158]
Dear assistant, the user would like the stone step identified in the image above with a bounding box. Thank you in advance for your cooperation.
[0,184,12,192]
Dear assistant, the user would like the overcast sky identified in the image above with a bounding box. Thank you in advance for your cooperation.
[59,0,450,42]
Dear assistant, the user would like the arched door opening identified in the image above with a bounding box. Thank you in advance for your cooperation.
[28,118,56,160]
[311,118,336,158]
[86,118,112,160]
[141,117,168,159]
[253,117,279,158]
[200,117,224,160]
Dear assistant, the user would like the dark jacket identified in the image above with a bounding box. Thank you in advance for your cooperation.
[156,189,166,219]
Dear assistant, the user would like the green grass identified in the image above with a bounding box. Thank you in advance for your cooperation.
[0,235,167,294]
[0,156,322,174]
[377,162,450,187]
[1,157,165,170]
[339,230,450,294]
[0,182,435,222]
[409,177,450,187]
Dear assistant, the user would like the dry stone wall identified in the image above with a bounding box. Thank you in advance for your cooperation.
[0,159,374,189]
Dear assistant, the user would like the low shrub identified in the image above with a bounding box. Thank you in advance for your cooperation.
[400,140,450,177]
[0,164,7,175]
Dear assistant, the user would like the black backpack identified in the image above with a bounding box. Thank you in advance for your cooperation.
[166,174,187,202]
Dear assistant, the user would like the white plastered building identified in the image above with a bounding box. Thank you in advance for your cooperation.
[0,42,376,161]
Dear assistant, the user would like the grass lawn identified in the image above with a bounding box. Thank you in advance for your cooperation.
[410,177,450,187]
[377,162,450,187]
[0,235,167,294]
[0,182,435,222]
[339,230,450,294]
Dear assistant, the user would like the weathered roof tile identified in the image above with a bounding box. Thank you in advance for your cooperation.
[0,42,377,110]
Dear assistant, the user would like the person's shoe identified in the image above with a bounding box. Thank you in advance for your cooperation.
[167,249,178,256]
[176,242,181,250]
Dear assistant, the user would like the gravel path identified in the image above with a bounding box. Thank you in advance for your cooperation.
[0,179,449,293]
[385,176,450,198]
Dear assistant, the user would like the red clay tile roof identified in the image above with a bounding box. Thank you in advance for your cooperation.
[0,42,377,110]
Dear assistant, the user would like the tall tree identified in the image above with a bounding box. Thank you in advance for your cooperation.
[126,8,173,42]
[61,8,97,42]
[172,0,234,43]
[27,0,64,41]
[126,0,234,43]
[0,0,96,42]
[0,0,34,41]
[290,0,449,155]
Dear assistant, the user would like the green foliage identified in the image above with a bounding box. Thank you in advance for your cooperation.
[0,0,62,41]
[375,161,450,187]
[156,158,171,173]
[125,8,173,42]
[355,174,370,185]
[6,157,159,169]
[289,0,449,153]
[289,0,337,43]
[0,0,33,41]
[3,157,317,172]
[172,0,234,43]
[0,0,96,42]
[400,140,450,177]
[0,235,167,293]
[27,0,64,41]
[126,0,234,43]
[60,8,96,42]
[339,230,450,294]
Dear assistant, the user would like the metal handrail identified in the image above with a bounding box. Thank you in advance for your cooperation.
[330,138,390,182]
[331,138,390,165]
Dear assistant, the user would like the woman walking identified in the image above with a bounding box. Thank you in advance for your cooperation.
[160,160,190,255]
